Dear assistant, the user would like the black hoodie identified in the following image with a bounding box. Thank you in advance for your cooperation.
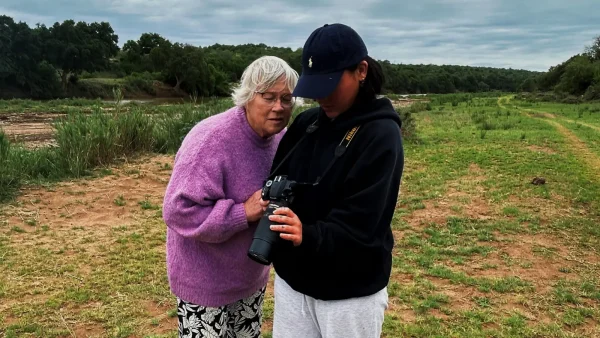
[269,97,404,300]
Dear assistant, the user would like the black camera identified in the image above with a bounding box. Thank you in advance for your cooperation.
[247,175,297,265]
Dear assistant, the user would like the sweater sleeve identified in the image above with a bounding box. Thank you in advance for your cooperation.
[296,122,404,257]
[162,138,249,243]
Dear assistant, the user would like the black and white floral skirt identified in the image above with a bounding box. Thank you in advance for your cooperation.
[176,286,266,338]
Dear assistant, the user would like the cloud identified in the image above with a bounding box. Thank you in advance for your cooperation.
[2,0,598,71]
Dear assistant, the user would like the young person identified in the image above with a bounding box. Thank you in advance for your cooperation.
[266,23,405,338]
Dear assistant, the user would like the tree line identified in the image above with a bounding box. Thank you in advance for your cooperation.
[1,16,118,98]
[528,36,600,101]
[6,15,591,100]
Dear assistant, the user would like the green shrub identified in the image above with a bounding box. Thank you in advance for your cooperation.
[409,102,430,114]
[583,84,600,101]
[0,133,20,202]
[397,107,419,143]
[68,81,115,99]
[122,72,157,95]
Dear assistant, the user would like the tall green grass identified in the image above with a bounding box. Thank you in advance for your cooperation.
[0,133,60,201]
[0,133,19,202]
[152,107,216,154]
[0,97,233,202]
[53,108,155,176]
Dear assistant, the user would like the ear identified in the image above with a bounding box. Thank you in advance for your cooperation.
[356,60,368,80]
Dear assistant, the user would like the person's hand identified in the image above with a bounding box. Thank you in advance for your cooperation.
[269,207,302,246]
[244,189,264,223]
[259,198,269,212]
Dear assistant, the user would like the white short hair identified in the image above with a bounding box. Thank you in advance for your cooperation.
[231,56,299,107]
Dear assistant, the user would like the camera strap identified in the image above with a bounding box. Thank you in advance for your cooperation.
[268,116,362,185]
[268,118,319,179]
[313,124,361,185]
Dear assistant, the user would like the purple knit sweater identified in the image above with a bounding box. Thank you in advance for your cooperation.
[162,105,284,307]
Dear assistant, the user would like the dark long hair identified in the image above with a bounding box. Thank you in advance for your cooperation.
[346,56,385,103]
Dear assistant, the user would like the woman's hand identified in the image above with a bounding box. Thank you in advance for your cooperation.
[244,189,265,223]
[269,207,302,246]
[259,198,269,211]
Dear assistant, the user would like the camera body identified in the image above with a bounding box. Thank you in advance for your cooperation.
[248,175,297,265]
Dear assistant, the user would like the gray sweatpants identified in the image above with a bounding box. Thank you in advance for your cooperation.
[272,273,388,338]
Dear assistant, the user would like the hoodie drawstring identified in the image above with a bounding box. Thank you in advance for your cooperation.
[301,294,306,317]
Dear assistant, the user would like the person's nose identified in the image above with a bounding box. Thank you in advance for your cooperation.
[271,99,285,112]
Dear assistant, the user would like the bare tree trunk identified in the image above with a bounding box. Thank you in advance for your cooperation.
[174,75,182,91]
[61,70,69,91]
[174,75,185,95]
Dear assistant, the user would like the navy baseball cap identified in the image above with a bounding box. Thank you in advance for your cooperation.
[292,23,368,99]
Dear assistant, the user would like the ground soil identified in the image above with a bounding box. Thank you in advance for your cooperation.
[0,112,63,148]
[391,98,429,107]
[1,154,177,334]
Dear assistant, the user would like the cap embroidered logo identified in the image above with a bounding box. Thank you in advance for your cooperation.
[308,56,313,68]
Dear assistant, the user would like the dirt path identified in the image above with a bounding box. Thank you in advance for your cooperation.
[544,120,600,181]
[390,98,429,108]
[522,109,600,132]
[0,112,63,148]
[507,99,600,132]
[563,120,600,132]
[497,96,509,109]
[505,97,600,182]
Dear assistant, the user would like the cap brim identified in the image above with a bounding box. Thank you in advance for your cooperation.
[292,71,344,99]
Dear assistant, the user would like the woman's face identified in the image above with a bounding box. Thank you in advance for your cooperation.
[316,61,368,119]
[245,77,294,138]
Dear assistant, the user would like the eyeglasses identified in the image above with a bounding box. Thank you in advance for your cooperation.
[255,91,295,108]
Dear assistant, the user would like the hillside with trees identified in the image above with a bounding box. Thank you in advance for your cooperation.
[521,36,600,102]
[4,15,588,101]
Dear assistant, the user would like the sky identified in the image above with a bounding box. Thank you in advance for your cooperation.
[2,0,599,72]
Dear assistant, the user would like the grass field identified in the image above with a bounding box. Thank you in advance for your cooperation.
[0,93,599,337]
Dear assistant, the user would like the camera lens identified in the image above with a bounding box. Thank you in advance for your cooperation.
[248,238,273,265]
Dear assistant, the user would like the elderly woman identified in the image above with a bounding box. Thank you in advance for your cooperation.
[162,55,298,338]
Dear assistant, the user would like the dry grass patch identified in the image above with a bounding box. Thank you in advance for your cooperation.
[0,155,178,337]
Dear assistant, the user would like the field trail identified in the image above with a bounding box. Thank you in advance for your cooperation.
[505,97,600,182]
[544,120,600,182]
[521,108,600,132]
[559,118,600,132]
[575,121,600,132]
[0,112,62,148]
[501,95,600,132]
